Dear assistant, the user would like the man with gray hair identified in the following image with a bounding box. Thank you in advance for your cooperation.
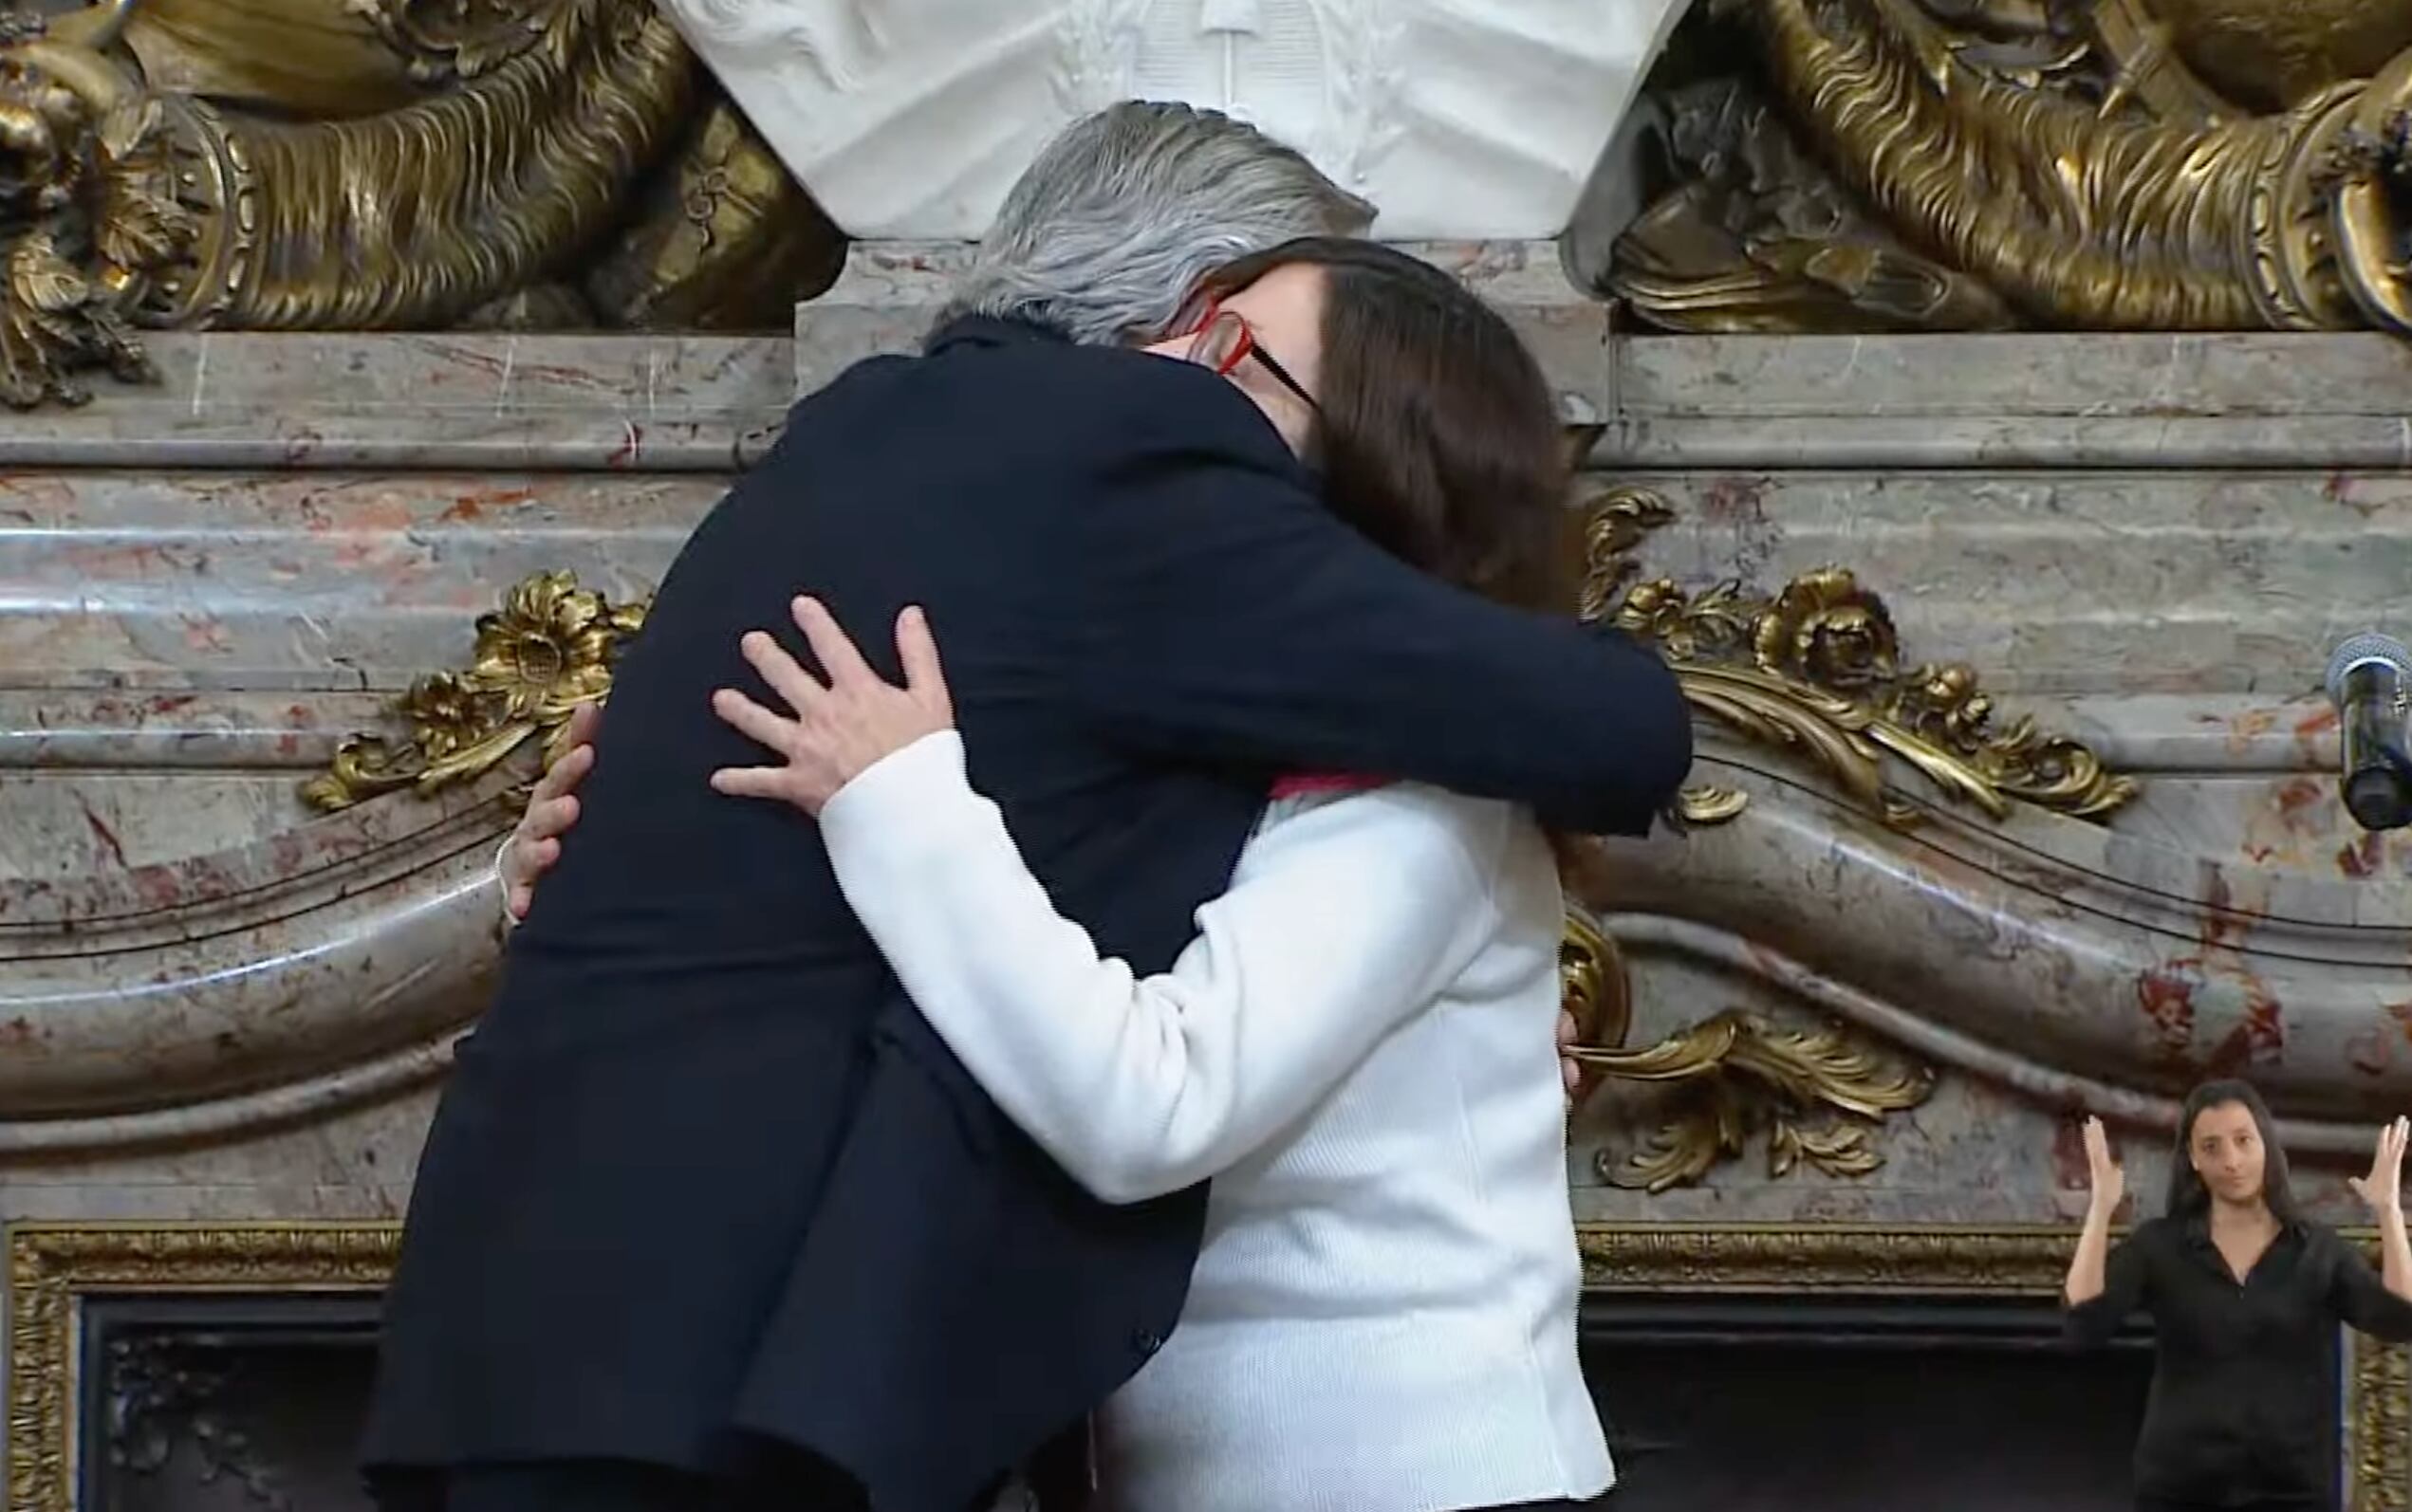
[362,101,1686,1512]
[937,100,1373,343]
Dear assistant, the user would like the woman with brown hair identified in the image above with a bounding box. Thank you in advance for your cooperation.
[506,237,1617,1511]
[2067,1082,2412,1512]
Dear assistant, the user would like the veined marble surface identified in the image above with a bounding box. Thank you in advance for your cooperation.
[2,320,2409,1240]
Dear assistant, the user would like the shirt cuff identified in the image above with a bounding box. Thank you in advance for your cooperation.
[818,729,977,876]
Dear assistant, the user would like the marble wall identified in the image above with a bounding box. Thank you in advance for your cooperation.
[1577,330,2412,1230]
[0,334,790,1214]
[6,295,2412,1475]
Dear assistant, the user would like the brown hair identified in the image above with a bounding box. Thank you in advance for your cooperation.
[1192,237,1578,620]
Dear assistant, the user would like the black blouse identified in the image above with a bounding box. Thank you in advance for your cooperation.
[2066,1215,2412,1504]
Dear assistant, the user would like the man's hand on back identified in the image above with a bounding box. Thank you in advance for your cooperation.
[498,700,600,924]
[1557,1010,1586,1115]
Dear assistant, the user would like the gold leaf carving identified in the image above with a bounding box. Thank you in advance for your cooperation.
[345,0,568,83]
[1574,1008,1936,1192]
[303,570,647,810]
[0,0,847,374]
[1616,0,2412,337]
[1559,906,1632,1063]
[1586,489,2139,829]
[0,30,196,408]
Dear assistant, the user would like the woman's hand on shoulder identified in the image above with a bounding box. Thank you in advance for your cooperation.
[710,597,956,817]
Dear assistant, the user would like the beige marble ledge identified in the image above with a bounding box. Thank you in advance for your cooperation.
[15,458,2404,701]
[1673,735,2409,938]
[1590,752,2412,1150]
[1597,332,2412,470]
[2,323,2399,474]
[1579,966,2395,1226]
[0,774,396,884]
[0,691,397,769]
[0,470,722,693]
[799,279,2412,469]
[0,691,2332,775]
[0,767,515,1127]
[0,1082,432,1210]
[793,282,1618,422]
[2109,773,2412,888]
[1609,467,2412,697]
[0,333,796,470]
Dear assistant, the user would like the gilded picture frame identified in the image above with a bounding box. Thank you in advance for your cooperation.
[6,1222,399,1512]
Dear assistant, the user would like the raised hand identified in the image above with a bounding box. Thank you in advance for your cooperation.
[502,699,600,921]
[710,598,955,817]
[2349,1116,2410,1217]
[2083,1116,2125,1216]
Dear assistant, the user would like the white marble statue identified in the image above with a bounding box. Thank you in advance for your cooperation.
[659,0,1696,240]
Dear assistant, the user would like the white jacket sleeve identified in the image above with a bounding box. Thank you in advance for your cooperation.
[817,730,1507,1204]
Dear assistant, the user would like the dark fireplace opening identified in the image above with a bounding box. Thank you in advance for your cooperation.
[1579,1294,2336,1512]
[70,1291,2340,1511]
[80,1296,382,1512]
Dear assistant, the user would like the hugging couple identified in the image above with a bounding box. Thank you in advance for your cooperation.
[362,101,1694,1512]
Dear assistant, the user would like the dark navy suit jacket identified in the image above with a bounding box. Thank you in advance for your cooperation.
[363,318,1692,1511]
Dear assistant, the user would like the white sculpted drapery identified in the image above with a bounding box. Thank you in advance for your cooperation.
[656,0,1697,239]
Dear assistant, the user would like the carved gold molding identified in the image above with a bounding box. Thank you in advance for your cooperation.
[303,570,645,811]
[1558,907,1632,1060]
[1614,0,2412,337]
[1581,487,2139,830]
[0,0,838,405]
[1582,1221,2411,1512]
[6,1223,399,1512]
[1574,1010,1936,1191]
[318,491,2139,840]
[1580,1220,2069,1292]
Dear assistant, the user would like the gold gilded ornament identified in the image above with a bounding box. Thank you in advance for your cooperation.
[0,16,195,407]
[1584,490,2139,829]
[0,0,848,360]
[303,570,648,810]
[1559,906,1633,1060]
[1617,0,2412,337]
[1574,1007,1936,1191]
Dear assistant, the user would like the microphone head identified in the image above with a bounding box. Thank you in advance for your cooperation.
[2326,632,2412,705]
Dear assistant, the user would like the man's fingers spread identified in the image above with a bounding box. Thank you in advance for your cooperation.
[528,797,577,840]
[534,743,593,802]
[566,698,603,745]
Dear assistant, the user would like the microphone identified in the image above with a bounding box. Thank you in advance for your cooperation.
[2325,633,2412,831]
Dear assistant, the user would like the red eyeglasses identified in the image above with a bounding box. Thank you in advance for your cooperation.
[1183,299,1320,415]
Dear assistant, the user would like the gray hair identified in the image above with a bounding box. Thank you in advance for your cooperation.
[937,101,1377,346]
